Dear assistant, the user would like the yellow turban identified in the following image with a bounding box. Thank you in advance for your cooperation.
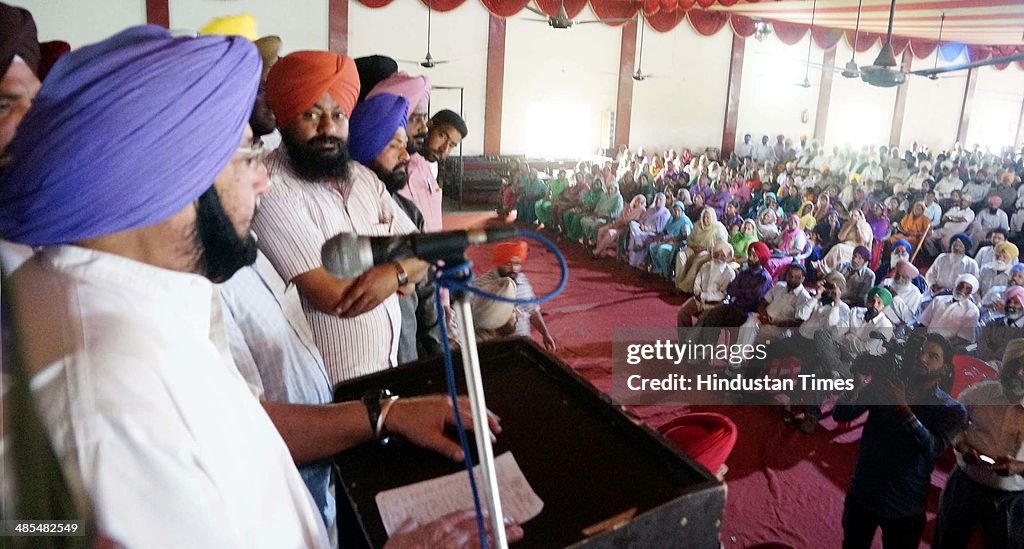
[996,241,1019,261]
[199,14,258,41]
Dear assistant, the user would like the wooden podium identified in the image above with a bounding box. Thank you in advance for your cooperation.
[333,338,726,548]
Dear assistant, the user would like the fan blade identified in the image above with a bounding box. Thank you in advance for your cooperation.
[523,4,547,16]
[431,60,452,65]
[575,17,635,25]
[911,53,1024,77]
[523,18,551,22]
[397,59,425,64]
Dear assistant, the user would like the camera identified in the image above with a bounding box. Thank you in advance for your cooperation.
[820,282,836,306]
[852,330,927,384]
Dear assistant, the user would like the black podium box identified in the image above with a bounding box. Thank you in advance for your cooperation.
[333,338,726,548]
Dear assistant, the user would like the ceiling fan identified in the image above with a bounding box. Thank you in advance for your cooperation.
[633,16,655,81]
[397,0,450,68]
[859,0,1024,87]
[523,0,634,30]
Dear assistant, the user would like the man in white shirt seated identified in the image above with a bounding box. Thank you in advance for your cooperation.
[928,194,975,255]
[933,339,1024,549]
[920,273,981,353]
[975,288,1024,366]
[975,228,1010,268]
[980,263,1024,324]
[815,286,895,390]
[736,263,816,350]
[934,165,964,199]
[882,260,923,329]
[961,170,991,205]
[734,133,753,159]
[904,162,932,194]
[926,233,979,297]
[753,135,775,164]
[979,241,1018,298]
[969,196,1010,254]
[677,242,736,327]
[924,192,944,228]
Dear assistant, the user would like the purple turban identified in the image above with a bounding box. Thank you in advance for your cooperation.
[853,245,871,261]
[950,233,972,252]
[348,93,408,166]
[366,71,431,116]
[893,239,912,254]
[0,2,39,77]
[0,26,260,246]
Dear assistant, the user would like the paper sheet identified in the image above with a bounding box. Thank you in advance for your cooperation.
[375,452,544,536]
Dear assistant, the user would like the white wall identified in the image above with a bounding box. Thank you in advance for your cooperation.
[501,4,621,157]
[349,0,489,156]
[13,0,145,48]
[825,41,897,148]
[735,34,821,148]
[169,0,329,54]
[900,48,970,150]
[627,19,731,153]
[966,65,1024,151]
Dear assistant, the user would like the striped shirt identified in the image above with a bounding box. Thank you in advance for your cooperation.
[474,269,538,337]
[252,149,418,385]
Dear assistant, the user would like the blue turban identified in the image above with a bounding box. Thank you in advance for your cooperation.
[348,92,409,166]
[893,238,912,254]
[0,25,260,246]
[950,233,972,252]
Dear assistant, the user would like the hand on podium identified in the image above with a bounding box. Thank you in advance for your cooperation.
[386,395,502,462]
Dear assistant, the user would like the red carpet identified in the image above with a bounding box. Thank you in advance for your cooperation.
[450,211,955,549]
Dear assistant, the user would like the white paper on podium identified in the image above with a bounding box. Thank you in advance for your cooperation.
[375,451,544,536]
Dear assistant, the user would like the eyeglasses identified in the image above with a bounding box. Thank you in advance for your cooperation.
[235,139,267,169]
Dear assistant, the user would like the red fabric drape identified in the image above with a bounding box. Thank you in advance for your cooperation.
[844,29,879,53]
[536,0,588,18]
[811,27,843,50]
[729,14,756,38]
[696,0,718,8]
[908,38,937,59]
[889,36,910,58]
[648,9,687,33]
[479,0,530,16]
[687,10,729,36]
[642,0,662,16]
[772,20,808,45]
[419,0,467,12]
[589,0,639,21]
[357,0,395,7]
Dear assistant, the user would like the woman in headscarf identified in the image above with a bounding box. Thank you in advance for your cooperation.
[707,178,733,220]
[887,196,906,225]
[866,201,891,243]
[650,154,665,180]
[779,184,802,216]
[758,192,785,221]
[580,179,624,246]
[594,194,646,257]
[616,170,638,202]
[627,192,671,269]
[815,209,842,251]
[822,208,874,269]
[756,208,781,248]
[730,218,759,261]
[563,176,606,241]
[798,200,816,231]
[674,207,729,292]
[648,201,692,278]
[550,171,589,232]
[765,214,809,280]
[813,194,832,223]
[686,192,707,224]
[637,172,656,206]
[889,201,930,248]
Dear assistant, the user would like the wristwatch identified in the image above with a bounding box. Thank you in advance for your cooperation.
[362,389,398,444]
[392,261,409,286]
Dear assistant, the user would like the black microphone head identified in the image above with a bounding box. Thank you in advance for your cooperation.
[321,233,373,278]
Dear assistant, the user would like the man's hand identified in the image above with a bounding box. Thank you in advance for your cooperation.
[335,265,400,317]
[384,510,524,548]
[877,376,909,408]
[542,333,556,352]
[992,456,1024,477]
[955,441,984,465]
[384,396,502,462]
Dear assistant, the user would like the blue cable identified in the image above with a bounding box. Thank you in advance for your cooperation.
[430,228,568,549]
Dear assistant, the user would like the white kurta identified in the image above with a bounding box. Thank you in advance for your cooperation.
[925,253,979,294]
[920,295,980,343]
[10,246,328,548]
[693,259,736,303]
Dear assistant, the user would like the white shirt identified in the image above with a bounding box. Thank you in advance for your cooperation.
[934,175,964,199]
[0,240,33,274]
[753,143,774,163]
[10,246,328,548]
[881,279,923,326]
[956,381,1024,491]
[838,307,893,356]
[971,208,1010,237]
[926,253,979,292]
[904,172,930,192]
[1010,210,1024,234]
[920,295,980,343]
[979,263,1011,297]
[253,150,418,384]
[798,299,850,339]
[474,269,539,338]
[763,282,815,322]
[735,141,753,159]
[860,165,884,183]
[938,206,975,236]
[694,259,736,303]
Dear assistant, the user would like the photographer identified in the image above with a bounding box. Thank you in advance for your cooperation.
[933,339,1024,549]
[834,333,968,549]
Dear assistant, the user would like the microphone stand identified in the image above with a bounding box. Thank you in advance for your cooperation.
[441,260,508,549]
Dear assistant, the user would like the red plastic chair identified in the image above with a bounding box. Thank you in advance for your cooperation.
[950,355,998,398]
[657,413,738,478]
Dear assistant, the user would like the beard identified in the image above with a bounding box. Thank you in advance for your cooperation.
[376,164,409,194]
[192,187,258,283]
[282,132,352,182]
[407,131,427,155]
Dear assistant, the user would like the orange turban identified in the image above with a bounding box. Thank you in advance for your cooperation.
[493,241,529,267]
[265,50,360,127]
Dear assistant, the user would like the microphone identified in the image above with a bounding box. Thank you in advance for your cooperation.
[321,227,518,278]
